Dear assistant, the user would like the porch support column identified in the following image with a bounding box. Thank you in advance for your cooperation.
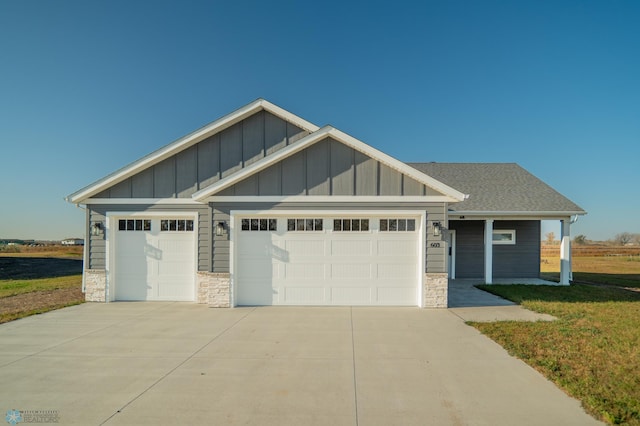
[560,219,571,285]
[484,219,494,284]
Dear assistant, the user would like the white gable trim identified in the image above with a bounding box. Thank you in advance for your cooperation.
[207,195,460,203]
[192,126,468,202]
[66,99,319,204]
[83,198,205,205]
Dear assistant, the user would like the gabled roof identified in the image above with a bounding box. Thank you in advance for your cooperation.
[192,126,468,202]
[408,162,586,215]
[66,99,319,204]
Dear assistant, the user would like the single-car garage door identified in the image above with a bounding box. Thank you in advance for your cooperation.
[236,216,421,306]
[114,217,196,301]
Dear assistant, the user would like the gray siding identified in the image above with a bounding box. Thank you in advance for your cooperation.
[88,209,106,270]
[425,206,447,274]
[354,151,377,195]
[95,111,309,198]
[221,137,436,197]
[87,204,211,272]
[493,221,540,278]
[210,201,447,274]
[449,220,541,279]
[449,220,484,278]
[212,207,231,273]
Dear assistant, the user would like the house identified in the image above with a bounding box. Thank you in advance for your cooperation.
[61,238,84,246]
[66,99,585,307]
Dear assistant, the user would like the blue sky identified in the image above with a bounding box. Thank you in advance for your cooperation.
[1,0,638,241]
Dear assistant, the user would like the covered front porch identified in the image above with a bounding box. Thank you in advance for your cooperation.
[447,217,576,285]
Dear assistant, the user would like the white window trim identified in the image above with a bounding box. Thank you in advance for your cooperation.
[492,229,516,245]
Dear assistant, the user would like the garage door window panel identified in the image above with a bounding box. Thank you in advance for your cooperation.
[160,219,194,232]
[333,219,369,232]
[241,218,277,231]
[380,219,415,232]
[118,219,151,231]
[287,218,323,231]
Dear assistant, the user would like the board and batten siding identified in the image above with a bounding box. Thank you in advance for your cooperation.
[95,111,309,199]
[87,204,211,272]
[218,138,437,197]
[211,201,447,274]
[448,220,541,279]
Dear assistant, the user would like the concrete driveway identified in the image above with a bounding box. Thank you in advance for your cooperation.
[0,303,600,425]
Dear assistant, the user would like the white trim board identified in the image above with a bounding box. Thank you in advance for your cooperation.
[208,196,460,203]
[83,198,205,205]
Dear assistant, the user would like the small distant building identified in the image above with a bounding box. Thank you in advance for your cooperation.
[61,238,84,246]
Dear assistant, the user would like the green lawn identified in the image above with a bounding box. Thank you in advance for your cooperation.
[474,284,640,425]
[0,275,84,323]
[0,275,82,298]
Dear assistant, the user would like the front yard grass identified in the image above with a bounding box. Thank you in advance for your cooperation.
[0,275,84,323]
[473,284,640,425]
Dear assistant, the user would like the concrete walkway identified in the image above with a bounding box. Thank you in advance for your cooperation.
[448,279,557,322]
[0,303,599,425]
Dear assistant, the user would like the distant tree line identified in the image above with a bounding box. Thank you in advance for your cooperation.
[571,232,640,246]
[544,232,640,246]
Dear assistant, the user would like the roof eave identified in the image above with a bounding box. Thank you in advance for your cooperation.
[449,210,587,217]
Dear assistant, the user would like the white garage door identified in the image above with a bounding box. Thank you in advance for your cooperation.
[114,217,195,301]
[236,216,420,306]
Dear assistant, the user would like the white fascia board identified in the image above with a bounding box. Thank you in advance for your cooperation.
[230,208,426,216]
[450,210,587,220]
[259,99,319,132]
[84,198,205,205]
[193,126,468,202]
[208,195,459,203]
[66,99,320,204]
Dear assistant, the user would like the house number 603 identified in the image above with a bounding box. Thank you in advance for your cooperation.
[430,242,441,248]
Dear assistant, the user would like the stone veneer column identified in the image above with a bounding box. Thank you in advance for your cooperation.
[84,269,107,302]
[423,273,448,308]
[197,272,231,307]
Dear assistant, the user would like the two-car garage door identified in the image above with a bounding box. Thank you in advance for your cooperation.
[236,216,421,306]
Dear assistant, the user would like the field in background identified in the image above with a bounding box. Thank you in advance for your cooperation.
[541,244,640,288]
[0,245,84,323]
[0,244,83,259]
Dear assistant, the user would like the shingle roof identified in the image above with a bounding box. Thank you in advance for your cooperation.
[407,163,586,215]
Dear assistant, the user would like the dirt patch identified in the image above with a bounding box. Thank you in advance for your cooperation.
[0,257,83,280]
[0,287,84,323]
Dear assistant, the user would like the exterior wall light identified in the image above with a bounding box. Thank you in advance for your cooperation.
[91,222,104,237]
[216,221,226,237]
[432,221,442,237]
